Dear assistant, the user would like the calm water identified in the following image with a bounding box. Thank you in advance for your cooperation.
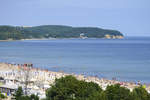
[0,37,150,83]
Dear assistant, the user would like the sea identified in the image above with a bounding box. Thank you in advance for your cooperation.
[0,37,150,83]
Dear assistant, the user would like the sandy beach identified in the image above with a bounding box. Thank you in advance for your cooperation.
[0,63,150,93]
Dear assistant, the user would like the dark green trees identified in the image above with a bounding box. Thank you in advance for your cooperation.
[13,87,24,100]
[105,84,131,100]
[45,75,150,100]
[30,94,40,100]
[0,25,123,40]
[0,91,6,99]
[0,26,23,40]
[131,86,150,100]
[46,75,103,100]
[13,87,39,100]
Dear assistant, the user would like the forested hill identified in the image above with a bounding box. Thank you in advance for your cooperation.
[0,25,123,40]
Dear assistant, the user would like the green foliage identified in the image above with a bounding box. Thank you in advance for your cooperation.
[0,91,6,99]
[88,91,108,100]
[46,75,102,100]
[45,75,150,100]
[13,87,24,100]
[30,94,39,100]
[13,86,39,100]
[0,25,123,40]
[131,86,150,100]
[0,26,23,40]
[18,95,39,100]
[105,84,131,100]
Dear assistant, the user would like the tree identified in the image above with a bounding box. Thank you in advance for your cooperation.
[30,94,39,100]
[0,91,6,99]
[105,84,131,100]
[131,86,150,100]
[0,25,123,40]
[46,75,103,100]
[14,87,39,100]
[45,75,150,100]
[88,91,108,100]
[13,87,24,100]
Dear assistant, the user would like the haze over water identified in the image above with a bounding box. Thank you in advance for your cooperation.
[0,37,150,83]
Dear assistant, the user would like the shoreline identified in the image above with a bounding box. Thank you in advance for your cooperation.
[0,40,16,42]
[0,62,150,92]
[0,37,125,42]
[2,36,150,42]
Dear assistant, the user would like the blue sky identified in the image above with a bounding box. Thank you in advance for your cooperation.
[0,0,150,36]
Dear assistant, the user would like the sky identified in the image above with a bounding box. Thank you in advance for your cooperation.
[0,0,150,36]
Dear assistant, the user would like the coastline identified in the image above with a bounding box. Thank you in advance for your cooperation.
[0,40,16,42]
[0,62,150,93]
[0,36,124,42]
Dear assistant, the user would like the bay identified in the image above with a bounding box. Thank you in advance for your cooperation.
[0,37,150,83]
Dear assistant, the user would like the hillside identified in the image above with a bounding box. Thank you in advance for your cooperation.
[0,25,123,40]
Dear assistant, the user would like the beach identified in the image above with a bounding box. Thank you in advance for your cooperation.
[0,62,150,99]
